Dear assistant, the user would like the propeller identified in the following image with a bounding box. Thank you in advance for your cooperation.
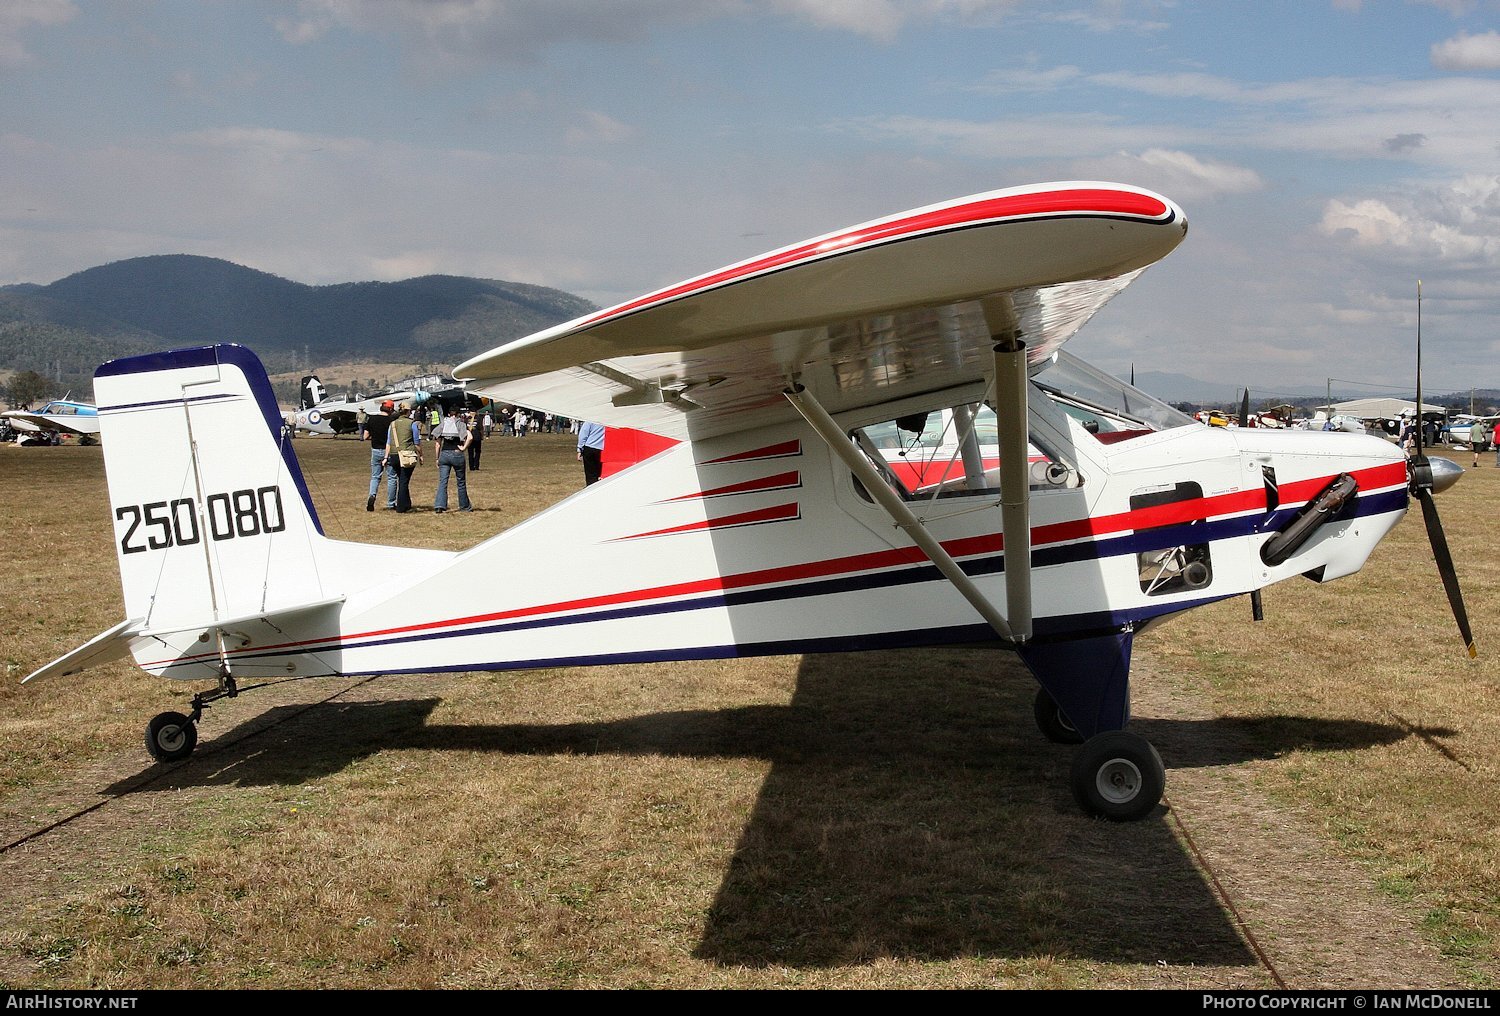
[1410,470,1477,657]
[1410,281,1478,657]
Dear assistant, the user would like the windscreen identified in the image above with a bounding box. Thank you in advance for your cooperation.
[1031,350,1196,434]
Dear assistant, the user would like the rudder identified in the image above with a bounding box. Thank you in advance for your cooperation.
[95,345,332,634]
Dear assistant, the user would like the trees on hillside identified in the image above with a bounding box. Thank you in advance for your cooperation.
[4,369,55,408]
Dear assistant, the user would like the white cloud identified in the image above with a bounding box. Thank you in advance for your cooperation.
[847,112,1187,159]
[274,0,696,66]
[1431,30,1500,71]
[1037,7,1168,34]
[1415,0,1475,15]
[768,0,1026,42]
[565,111,635,146]
[1072,149,1264,201]
[1319,175,1500,264]
[0,0,74,69]
[973,64,1083,93]
[272,0,1030,63]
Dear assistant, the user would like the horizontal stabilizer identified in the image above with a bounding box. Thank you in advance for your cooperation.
[22,618,145,683]
[22,595,349,684]
[138,594,346,640]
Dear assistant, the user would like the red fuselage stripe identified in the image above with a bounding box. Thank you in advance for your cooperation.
[142,459,1404,667]
[701,439,801,464]
[615,502,801,540]
[662,470,802,502]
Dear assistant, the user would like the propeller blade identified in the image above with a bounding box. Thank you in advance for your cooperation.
[1414,486,1477,657]
[1240,387,1251,427]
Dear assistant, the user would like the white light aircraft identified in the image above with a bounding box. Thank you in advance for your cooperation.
[22,182,1474,821]
[2,398,101,444]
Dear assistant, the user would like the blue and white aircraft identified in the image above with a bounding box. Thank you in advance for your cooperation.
[2,398,100,444]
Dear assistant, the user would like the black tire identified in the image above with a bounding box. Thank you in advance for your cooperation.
[145,711,197,763]
[1070,730,1165,822]
[1033,687,1084,744]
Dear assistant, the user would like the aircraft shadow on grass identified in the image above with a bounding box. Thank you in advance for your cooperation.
[104,650,1450,968]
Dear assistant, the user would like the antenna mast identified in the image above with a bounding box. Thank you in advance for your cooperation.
[1416,280,1423,456]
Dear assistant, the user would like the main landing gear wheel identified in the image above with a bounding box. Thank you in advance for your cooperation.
[1033,688,1084,745]
[145,711,198,763]
[1070,730,1165,822]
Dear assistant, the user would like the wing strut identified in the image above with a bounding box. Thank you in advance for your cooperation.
[994,339,1033,642]
[784,385,1018,645]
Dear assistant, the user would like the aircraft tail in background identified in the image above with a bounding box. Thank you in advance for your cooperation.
[300,374,326,409]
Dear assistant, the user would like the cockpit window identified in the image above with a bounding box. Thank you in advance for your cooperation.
[849,398,1079,502]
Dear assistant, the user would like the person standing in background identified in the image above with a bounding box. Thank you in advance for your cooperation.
[467,410,485,471]
[433,403,473,513]
[362,400,398,511]
[1470,418,1490,468]
[385,403,424,513]
[577,420,605,486]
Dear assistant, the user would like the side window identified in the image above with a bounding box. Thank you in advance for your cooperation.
[849,400,1078,502]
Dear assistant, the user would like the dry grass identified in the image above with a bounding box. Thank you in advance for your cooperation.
[0,436,1495,988]
[1151,447,1500,984]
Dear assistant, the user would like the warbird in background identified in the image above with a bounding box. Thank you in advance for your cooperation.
[291,371,476,436]
[22,182,1473,821]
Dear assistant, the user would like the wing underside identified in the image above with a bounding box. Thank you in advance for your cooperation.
[3,412,100,436]
[458,183,1187,439]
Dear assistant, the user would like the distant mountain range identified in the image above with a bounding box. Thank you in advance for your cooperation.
[3,256,1495,412]
[0,254,597,394]
[1129,369,1500,411]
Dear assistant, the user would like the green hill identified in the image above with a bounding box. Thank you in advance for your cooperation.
[0,254,597,395]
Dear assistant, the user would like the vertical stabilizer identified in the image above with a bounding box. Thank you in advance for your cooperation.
[95,345,330,634]
[300,375,325,409]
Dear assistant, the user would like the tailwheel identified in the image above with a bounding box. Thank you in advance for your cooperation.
[1071,730,1165,822]
[145,711,198,763]
[1033,688,1084,744]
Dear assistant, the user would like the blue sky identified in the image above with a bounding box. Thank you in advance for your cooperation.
[5,1,1500,398]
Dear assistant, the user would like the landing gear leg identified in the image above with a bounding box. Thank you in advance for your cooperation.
[1033,687,1084,744]
[1070,730,1165,822]
[144,669,239,764]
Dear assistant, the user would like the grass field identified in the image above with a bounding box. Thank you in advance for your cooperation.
[0,433,1495,989]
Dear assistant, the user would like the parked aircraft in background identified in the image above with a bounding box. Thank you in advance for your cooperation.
[22,182,1476,825]
[2,398,101,445]
[1444,414,1498,450]
[290,372,478,436]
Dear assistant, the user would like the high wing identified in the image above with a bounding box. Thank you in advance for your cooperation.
[455,182,1187,439]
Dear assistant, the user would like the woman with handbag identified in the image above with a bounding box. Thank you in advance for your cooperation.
[384,403,424,513]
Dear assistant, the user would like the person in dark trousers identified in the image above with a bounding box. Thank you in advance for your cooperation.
[363,400,398,510]
[467,411,484,471]
[576,420,605,486]
[384,403,424,513]
[433,404,473,513]
[1471,418,1490,468]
